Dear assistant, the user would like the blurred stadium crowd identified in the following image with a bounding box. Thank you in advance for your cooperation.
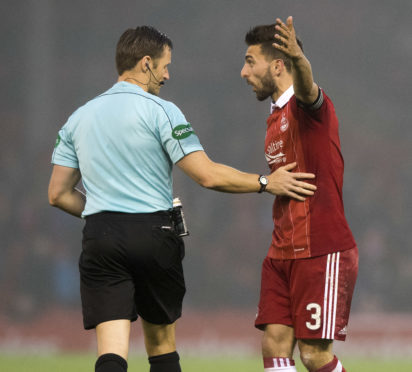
[1,1,411,325]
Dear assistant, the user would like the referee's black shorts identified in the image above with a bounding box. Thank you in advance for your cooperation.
[79,211,185,330]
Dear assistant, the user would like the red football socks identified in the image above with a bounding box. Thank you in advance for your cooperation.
[313,355,345,372]
[263,357,297,371]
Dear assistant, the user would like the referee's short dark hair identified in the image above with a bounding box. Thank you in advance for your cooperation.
[116,26,173,75]
[245,24,303,72]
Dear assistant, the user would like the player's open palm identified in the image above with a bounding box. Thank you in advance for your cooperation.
[273,16,303,61]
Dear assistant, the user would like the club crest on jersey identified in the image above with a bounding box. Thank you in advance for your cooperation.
[172,123,194,140]
[280,113,289,132]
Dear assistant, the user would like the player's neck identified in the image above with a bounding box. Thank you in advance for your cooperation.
[271,76,293,102]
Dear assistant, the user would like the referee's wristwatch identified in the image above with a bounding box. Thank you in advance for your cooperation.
[258,175,268,193]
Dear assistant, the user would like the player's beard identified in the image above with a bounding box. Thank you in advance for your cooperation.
[255,67,275,101]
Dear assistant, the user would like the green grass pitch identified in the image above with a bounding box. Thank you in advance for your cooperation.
[1,354,412,372]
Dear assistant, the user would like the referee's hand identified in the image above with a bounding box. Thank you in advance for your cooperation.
[266,162,316,201]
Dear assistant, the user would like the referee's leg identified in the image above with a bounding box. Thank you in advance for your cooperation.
[142,319,182,372]
[95,319,130,372]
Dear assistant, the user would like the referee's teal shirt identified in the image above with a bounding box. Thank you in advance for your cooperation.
[52,82,203,217]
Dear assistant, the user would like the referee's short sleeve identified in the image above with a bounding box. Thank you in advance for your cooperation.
[51,125,79,168]
[158,102,204,164]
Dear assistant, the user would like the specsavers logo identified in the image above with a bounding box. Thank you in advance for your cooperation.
[172,124,194,140]
[54,134,61,148]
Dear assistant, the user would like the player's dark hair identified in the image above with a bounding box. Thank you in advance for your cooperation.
[116,26,173,75]
[244,24,303,72]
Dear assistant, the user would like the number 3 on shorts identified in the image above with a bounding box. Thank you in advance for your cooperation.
[306,303,321,330]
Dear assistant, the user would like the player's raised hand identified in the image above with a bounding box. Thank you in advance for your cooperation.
[273,16,303,61]
[266,162,317,201]
[273,16,318,105]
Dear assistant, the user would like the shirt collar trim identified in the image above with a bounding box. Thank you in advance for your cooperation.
[270,85,294,113]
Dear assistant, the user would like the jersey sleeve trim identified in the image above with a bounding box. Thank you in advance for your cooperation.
[51,158,79,168]
[296,87,324,111]
[173,149,204,164]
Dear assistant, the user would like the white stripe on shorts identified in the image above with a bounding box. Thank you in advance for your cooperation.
[322,252,340,339]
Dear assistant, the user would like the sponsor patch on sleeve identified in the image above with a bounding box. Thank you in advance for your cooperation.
[54,134,61,148]
[172,123,194,140]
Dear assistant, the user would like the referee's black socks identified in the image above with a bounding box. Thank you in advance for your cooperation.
[149,351,181,372]
[95,353,128,372]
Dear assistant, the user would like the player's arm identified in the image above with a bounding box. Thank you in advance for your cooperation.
[177,151,316,201]
[273,16,319,105]
[48,165,85,217]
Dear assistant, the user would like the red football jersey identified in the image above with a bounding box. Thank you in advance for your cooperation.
[265,86,356,259]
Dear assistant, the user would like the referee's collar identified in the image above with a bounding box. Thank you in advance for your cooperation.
[270,85,294,113]
[117,81,145,91]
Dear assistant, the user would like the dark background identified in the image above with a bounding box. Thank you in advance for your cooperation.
[1,0,411,323]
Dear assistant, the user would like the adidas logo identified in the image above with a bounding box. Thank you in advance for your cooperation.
[338,326,347,335]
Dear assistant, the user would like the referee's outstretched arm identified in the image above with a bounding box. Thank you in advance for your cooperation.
[177,150,316,201]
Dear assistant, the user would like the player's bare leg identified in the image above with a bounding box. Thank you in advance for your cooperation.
[297,339,346,372]
[262,324,297,371]
[95,319,130,371]
[262,324,296,358]
[141,319,181,372]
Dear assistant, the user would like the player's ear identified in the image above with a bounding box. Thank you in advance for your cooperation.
[271,59,283,76]
[270,59,280,76]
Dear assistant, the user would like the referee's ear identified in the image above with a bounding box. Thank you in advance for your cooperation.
[141,56,152,72]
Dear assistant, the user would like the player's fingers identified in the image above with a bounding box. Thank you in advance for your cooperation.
[276,18,288,32]
[295,181,317,191]
[273,43,286,52]
[287,191,305,202]
[292,186,315,196]
[293,172,316,179]
[274,33,288,46]
[286,16,294,30]
[275,24,289,39]
[281,162,297,171]
[279,17,295,39]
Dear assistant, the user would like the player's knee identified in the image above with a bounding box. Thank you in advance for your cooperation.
[299,350,319,370]
[262,326,294,357]
[298,340,333,371]
[299,351,335,371]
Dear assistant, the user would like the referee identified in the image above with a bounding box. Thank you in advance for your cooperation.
[48,26,316,372]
